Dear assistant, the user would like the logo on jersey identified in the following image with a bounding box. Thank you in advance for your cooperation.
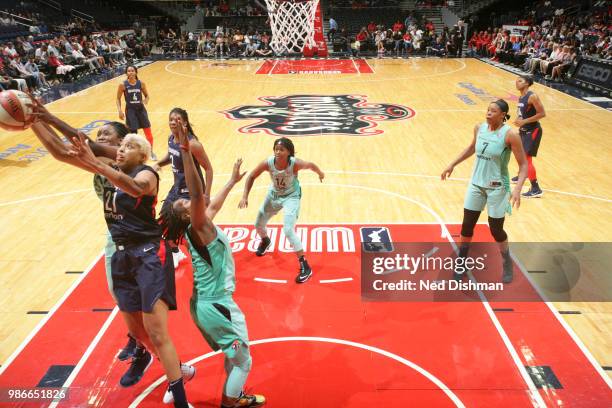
[222,95,415,136]
[360,227,393,252]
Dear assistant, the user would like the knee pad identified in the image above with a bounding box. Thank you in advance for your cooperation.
[488,217,507,242]
[461,209,481,237]
[229,345,252,372]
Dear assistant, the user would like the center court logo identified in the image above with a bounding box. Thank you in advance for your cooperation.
[222,94,415,136]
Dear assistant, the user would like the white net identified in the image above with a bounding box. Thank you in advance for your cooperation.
[265,0,320,55]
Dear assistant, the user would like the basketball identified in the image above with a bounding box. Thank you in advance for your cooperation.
[0,90,35,131]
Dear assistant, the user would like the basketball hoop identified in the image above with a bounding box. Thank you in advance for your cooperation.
[265,0,320,55]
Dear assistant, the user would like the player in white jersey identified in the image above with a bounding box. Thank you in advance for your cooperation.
[239,137,324,283]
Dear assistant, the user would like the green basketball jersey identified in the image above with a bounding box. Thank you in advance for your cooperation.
[267,156,300,195]
[186,225,235,298]
[93,174,113,201]
[470,123,511,191]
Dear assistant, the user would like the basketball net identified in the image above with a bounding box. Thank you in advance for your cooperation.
[265,0,319,55]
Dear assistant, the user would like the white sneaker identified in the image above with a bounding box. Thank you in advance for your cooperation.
[163,363,196,404]
[172,249,188,268]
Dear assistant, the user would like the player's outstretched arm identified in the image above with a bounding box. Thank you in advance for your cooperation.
[238,160,268,209]
[206,159,246,221]
[441,124,478,180]
[70,134,156,198]
[175,117,216,245]
[294,158,325,182]
[507,128,528,209]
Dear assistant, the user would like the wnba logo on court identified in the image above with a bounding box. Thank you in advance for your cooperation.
[222,95,415,136]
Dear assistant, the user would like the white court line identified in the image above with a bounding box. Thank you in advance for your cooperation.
[48,307,120,408]
[351,58,361,76]
[254,277,287,284]
[362,58,375,74]
[44,61,156,107]
[41,107,603,114]
[3,169,609,207]
[268,59,279,76]
[129,336,466,408]
[511,254,612,389]
[0,252,103,376]
[164,58,466,83]
[320,278,353,284]
[294,182,547,407]
[0,188,91,207]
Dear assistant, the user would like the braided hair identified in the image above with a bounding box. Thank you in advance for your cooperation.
[158,200,190,245]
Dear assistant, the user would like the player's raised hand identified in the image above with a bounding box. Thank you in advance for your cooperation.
[231,158,247,184]
[26,95,52,123]
[175,117,190,150]
[69,133,99,172]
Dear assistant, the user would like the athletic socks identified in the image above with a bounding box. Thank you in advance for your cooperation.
[143,127,154,148]
[168,378,189,408]
[530,179,540,190]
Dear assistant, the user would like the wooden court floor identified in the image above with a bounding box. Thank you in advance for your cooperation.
[0,58,610,380]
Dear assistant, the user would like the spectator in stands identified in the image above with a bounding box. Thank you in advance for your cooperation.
[392,20,404,33]
[255,37,273,56]
[0,56,28,91]
[427,36,445,57]
[72,41,102,72]
[3,42,18,59]
[403,30,413,55]
[8,54,40,94]
[356,27,368,48]
[548,46,575,81]
[393,29,403,56]
[25,55,51,90]
[329,17,338,42]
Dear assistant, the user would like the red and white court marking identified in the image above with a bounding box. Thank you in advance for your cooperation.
[1,224,610,408]
[256,59,374,75]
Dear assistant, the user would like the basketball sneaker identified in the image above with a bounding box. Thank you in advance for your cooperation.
[522,188,543,198]
[116,333,137,361]
[255,237,271,257]
[502,255,514,284]
[173,248,188,268]
[221,392,266,407]
[162,363,196,404]
[120,348,153,387]
[511,176,518,183]
[296,259,312,283]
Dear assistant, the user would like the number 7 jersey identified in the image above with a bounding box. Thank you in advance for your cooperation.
[470,122,511,191]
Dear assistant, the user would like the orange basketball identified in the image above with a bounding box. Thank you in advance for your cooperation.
[0,90,35,131]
